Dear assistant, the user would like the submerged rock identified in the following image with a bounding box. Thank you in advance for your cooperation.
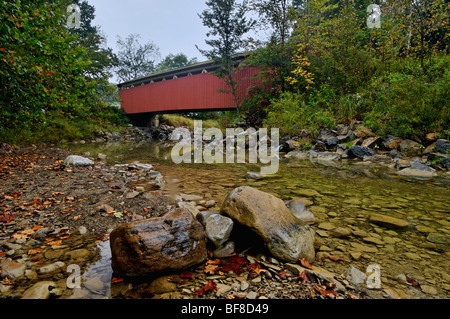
[110,208,207,277]
[21,281,56,299]
[0,260,26,279]
[286,198,316,225]
[369,213,409,228]
[221,186,315,262]
[398,160,437,179]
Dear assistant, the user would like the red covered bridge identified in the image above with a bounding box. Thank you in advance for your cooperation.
[117,58,260,126]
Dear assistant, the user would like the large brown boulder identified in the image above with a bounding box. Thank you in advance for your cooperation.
[221,187,315,262]
[110,208,207,277]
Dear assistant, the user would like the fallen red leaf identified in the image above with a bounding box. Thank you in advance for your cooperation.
[111,277,124,284]
[194,280,217,296]
[298,270,312,283]
[0,214,14,223]
[180,272,194,279]
[221,262,242,274]
[228,254,247,265]
[405,275,421,289]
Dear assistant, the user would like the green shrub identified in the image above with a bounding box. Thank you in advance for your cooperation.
[266,92,335,137]
[360,57,450,139]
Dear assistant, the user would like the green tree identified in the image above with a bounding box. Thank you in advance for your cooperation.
[116,34,160,82]
[0,0,93,141]
[70,0,117,80]
[156,53,198,72]
[197,0,256,115]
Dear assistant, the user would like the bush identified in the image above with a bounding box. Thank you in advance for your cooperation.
[266,92,335,137]
[360,57,450,139]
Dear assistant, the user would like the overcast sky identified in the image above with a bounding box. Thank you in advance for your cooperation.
[88,0,213,63]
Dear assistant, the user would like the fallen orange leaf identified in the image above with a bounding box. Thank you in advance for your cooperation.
[299,258,314,270]
[47,240,62,246]
[111,277,124,284]
[27,248,43,255]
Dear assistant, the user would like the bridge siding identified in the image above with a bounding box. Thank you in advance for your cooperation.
[119,66,260,114]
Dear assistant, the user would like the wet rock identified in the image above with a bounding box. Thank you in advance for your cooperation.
[422,142,436,154]
[398,160,437,178]
[149,276,178,294]
[0,260,26,279]
[21,281,56,299]
[438,158,450,169]
[285,151,309,161]
[180,193,203,202]
[354,126,376,138]
[325,136,338,147]
[361,136,383,149]
[363,154,393,164]
[395,158,411,169]
[435,139,450,154]
[110,208,207,277]
[331,227,352,238]
[39,261,65,274]
[421,285,438,295]
[125,191,140,199]
[318,222,336,231]
[348,146,375,159]
[177,201,200,217]
[246,172,265,180]
[369,213,409,228]
[383,136,403,150]
[205,214,234,247]
[427,233,450,245]
[63,155,95,167]
[221,186,315,262]
[213,241,235,258]
[65,248,90,260]
[399,139,422,153]
[84,277,104,294]
[196,210,221,227]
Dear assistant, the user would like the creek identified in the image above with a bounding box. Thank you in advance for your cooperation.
[61,139,449,299]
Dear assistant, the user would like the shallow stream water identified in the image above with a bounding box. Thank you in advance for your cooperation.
[62,139,449,299]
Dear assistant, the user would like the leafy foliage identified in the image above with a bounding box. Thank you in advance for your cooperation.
[156,53,198,72]
[0,0,126,145]
[244,0,449,139]
[115,33,160,82]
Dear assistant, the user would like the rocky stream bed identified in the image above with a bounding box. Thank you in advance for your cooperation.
[0,124,449,300]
